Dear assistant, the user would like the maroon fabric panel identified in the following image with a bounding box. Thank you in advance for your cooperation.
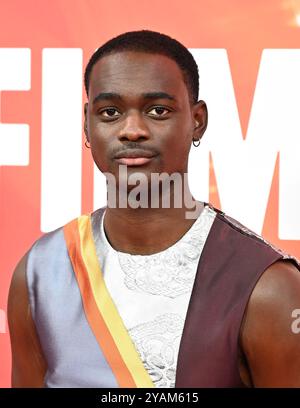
[175,213,285,387]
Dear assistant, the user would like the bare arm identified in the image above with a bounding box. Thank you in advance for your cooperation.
[240,260,300,387]
[7,252,47,387]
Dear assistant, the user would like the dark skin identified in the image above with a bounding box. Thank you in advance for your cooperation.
[84,51,207,255]
[8,51,300,387]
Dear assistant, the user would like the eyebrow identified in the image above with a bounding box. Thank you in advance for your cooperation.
[92,91,176,105]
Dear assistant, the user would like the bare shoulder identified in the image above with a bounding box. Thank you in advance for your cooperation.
[8,251,30,331]
[8,251,47,387]
[240,259,300,387]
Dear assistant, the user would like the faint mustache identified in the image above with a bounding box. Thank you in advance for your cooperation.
[111,144,159,159]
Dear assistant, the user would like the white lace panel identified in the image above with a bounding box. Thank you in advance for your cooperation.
[97,204,216,387]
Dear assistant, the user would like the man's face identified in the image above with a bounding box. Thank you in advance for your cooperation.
[84,51,207,188]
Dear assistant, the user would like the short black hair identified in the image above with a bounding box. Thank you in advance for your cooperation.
[84,30,199,104]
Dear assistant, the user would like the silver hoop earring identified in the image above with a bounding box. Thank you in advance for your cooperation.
[192,138,201,147]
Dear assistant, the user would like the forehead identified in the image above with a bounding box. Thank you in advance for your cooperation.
[88,51,188,100]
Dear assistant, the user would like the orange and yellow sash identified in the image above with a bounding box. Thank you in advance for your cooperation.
[64,215,154,388]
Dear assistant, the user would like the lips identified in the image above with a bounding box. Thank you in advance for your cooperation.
[113,149,157,166]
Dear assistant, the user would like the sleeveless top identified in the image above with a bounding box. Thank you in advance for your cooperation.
[96,204,216,387]
[25,202,300,388]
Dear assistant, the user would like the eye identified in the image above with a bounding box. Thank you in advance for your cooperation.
[147,106,171,117]
[99,108,120,118]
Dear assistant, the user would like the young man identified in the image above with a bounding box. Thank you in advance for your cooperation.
[8,30,300,388]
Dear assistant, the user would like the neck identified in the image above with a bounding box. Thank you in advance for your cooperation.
[103,183,204,255]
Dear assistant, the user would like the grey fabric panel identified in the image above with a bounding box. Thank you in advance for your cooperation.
[91,207,106,262]
[26,225,118,388]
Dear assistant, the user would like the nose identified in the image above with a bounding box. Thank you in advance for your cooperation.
[118,110,150,142]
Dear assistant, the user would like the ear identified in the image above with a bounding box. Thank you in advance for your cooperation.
[84,102,89,140]
[192,100,208,141]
